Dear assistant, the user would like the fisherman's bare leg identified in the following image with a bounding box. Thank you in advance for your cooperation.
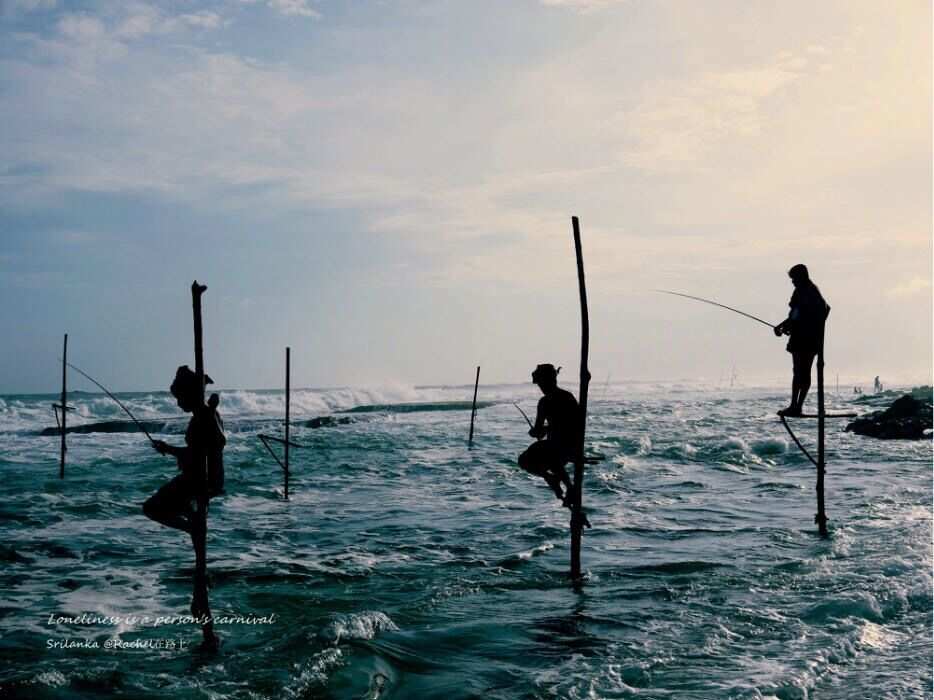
[792,352,815,413]
[553,464,573,506]
[143,478,195,534]
[519,443,565,499]
[143,501,193,534]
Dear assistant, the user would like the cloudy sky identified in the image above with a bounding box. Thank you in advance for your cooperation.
[1,0,930,393]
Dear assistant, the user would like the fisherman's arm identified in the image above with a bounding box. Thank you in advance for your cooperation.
[774,291,801,336]
[152,440,185,458]
[774,308,798,336]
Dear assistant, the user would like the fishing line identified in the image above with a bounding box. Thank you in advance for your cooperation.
[654,289,774,329]
[62,361,158,446]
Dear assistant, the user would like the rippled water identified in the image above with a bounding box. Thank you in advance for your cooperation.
[0,381,930,699]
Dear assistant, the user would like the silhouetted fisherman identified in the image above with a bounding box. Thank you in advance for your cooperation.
[144,366,226,535]
[518,364,578,505]
[773,264,830,417]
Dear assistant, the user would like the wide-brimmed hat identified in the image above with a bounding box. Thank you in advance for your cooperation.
[170,365,213,397]
[531,364,560,384]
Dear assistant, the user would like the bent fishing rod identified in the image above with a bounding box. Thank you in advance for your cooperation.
[62,361,158,447]
[513,402,534,429]
[654,290,775,329]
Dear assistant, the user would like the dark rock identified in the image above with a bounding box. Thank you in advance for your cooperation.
[39,419,181,436]
[306,415,353,429]
[846,392,933,440]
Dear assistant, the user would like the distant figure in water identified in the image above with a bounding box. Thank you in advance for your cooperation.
[518,364,578,506]
[874,376,883,393]
[144,365,226,535]
[774,264,830,417]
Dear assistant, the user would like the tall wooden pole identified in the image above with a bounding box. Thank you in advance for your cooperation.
[468,366,480,444]
[570,216,591,579]
[816,329,828,538]
[190,281,218,648]
[284,346,291,500]
[60,334,67,479]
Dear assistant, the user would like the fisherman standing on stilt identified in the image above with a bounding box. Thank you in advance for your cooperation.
[518,364,578,506]
[773,264,830,417]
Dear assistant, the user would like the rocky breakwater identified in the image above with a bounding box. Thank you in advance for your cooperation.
[846,387,933,440]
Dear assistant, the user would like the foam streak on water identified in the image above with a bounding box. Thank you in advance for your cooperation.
[0,382,930,698]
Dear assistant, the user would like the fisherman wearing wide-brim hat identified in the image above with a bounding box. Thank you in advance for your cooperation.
[144,365,226,537]
[518,364,580,506]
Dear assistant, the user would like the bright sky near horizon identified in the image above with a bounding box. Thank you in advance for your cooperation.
[1,0,931,394]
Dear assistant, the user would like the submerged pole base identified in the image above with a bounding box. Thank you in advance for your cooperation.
[814,513,829,538]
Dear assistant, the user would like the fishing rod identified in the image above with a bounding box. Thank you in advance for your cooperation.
[62,361,158,447]
[513,402,534,429]
[654,290,775,329]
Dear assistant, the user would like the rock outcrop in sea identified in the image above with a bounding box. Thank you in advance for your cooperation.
[846,387,933,440]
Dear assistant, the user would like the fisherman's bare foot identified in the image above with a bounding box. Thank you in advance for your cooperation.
[778,405,802,417]
[544,475,563,500]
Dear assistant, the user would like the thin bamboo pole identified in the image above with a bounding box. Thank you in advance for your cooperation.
[816,329,828,538]
[190,281,218,648]
[60,334,67,478]
[285,347,290,500]
[570,216,591,579]
[468,366,480,444]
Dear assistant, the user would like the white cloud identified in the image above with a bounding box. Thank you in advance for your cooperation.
[1,0,930,302]
[886,278,932,298]
[179,11,226,30]
[616,60,805,170]
[267,0,321,19]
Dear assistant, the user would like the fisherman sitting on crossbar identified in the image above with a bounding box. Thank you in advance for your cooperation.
[144,366,226,535]
[518,364,579,506]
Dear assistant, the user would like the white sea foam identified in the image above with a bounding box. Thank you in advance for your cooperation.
[286,647,345,698]
[636,435,652,456]
[326,611,399,643]
[516,541,554,559]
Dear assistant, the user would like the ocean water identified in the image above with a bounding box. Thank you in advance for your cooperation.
[0,381,930,699]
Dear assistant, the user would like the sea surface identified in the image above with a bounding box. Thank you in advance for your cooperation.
[0,380,931,699]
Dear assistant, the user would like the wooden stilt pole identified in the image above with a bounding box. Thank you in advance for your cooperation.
[285,347,291,500]
[468,366,480,444]
[60,334,67,478]
[816,329,828,538]
[570,216,591,580]
[190,281,218,648]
